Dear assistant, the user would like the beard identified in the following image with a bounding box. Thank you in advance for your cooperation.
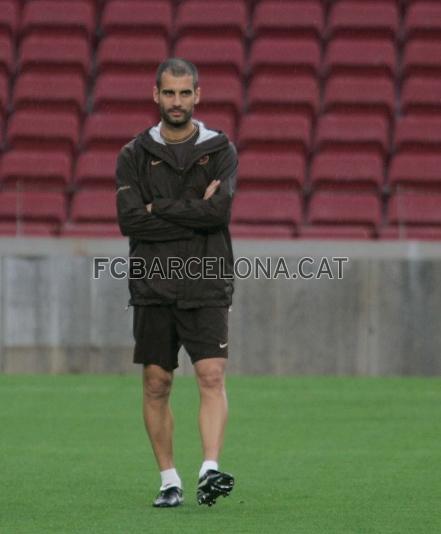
[160,105,194,129]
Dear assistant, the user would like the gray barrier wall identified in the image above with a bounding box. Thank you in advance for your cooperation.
[0,238,440,376]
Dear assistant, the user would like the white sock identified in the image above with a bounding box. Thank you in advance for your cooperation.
[160,468,182,491]
[199,460,219,479]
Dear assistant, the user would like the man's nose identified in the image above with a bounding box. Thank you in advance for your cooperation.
[173,94,182,107]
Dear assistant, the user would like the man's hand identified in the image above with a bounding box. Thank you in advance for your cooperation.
[204,180,221,200]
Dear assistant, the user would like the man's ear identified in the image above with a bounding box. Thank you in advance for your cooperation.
[195,86,201,105]
[153,85,159,104]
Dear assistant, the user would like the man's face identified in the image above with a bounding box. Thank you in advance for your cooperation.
[153,72,200,128]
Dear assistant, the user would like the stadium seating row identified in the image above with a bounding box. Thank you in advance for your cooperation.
[3,71,441,123]
[3,147,441,192]
[2,1,441,41]
[2,110,441,158]
[3,32,441,80]
[2,189,441,239]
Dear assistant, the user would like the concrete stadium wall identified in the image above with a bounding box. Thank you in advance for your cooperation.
[0,238,440,376]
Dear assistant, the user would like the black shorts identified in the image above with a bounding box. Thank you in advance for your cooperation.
[133,305,230,371]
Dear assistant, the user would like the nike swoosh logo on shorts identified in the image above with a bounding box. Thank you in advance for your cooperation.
[219,342,228,349]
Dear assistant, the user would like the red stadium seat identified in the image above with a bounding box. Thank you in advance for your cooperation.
[194,110,236,141]
[74,150,118,188]
[403,39,441,77]
[395,116,441,152]
[175,36,244,77]
[315,113,389,156]
[250,37,320,76]
[101,0,172,38]
[323,75,395,121]
[19,35,91,78]
[0,34,13,76]
[176,0,247,38]
[93,72,156,114]
[82,112,154,150]
[311,152,383,190]
[0,191,66,224]
[253,0,324,39]
[230,223,295,239]
[405,2,441,39]
[0,0,19,38]
[299,225,373,239]
[71,189,117,223]
[97,35,168,74]
[248,74,319,118]
[327,1,399,39]
[379,225,441,241]
[21,0,95,40]
[0,71,8,116]
[324,37,396,78]
[61,222,122,238]
[7,110,80,155]
[238,149,305,190]
[13,72,86,116]
[389,153,441,189]
[0,221,58,236]
[308,191,382,229]
[239,112,311,154]
[0,150,71,189]
[401,77,441,115]
[388,191,441,225]
[196,74,243,119]
[232,190,302,227]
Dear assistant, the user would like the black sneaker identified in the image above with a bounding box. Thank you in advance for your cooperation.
[152,486,183,508]
[197,470,235,506]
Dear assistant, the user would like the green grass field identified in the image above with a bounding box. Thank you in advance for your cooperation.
[1,374,440,534]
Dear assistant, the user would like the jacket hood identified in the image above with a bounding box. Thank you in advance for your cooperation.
[149,119,225,146]
[136,119,230,159]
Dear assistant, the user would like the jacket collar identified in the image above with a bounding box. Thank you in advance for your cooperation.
[148,119,220,146]
[136,119,230,171]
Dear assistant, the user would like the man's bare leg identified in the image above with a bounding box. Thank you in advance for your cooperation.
[143,364,183,507]
[194,357,228,463]
[194,357,234,505]
[142,364,175,471]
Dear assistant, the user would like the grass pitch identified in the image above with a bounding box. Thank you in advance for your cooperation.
[1,374,440,534]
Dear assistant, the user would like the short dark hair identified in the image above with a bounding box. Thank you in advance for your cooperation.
[156,58,199,89]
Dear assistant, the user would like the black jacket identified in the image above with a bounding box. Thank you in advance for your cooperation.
[116,119,238,308]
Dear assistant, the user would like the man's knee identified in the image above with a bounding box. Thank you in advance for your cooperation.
[143,365,173,401]
[196,359,226,392]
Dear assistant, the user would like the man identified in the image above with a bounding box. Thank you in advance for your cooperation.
[115,58,237,508]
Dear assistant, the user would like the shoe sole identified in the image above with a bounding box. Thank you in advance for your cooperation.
[197,472,235,506]
[153,499,183,508]
[152,490,184,508]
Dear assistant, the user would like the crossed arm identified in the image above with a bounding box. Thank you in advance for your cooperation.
[148,144,237,230]
[146,179,220,212]
[116,143,237,241]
